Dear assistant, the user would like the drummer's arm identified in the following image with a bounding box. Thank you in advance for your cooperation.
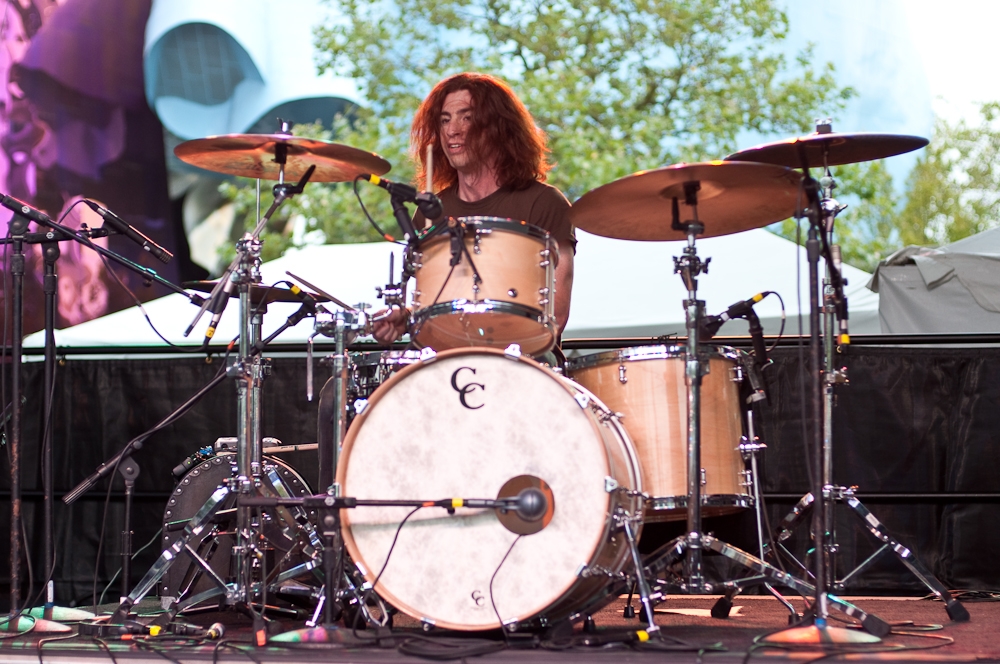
[554,239,574,335]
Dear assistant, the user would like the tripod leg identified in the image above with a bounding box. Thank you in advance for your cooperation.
[774,493,815,543]
[843,494,969,622]
[620,514,658,633]
[703,535,890,637]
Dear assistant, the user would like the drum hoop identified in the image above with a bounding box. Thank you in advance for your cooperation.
[566,344,740,371]
[648,494,754,511]
[336,348,628,629]
[412,299,548,323]
[421,216,551,243]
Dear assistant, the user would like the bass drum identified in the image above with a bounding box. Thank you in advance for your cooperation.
[160,451,316,602]
[338,348,642,631]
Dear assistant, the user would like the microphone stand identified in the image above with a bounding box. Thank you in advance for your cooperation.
[4,212,27,622]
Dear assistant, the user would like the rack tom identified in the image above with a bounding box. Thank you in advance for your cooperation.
[408,217,556,355]
[567,345,751,522]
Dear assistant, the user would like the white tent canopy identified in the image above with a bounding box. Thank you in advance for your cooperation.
[870,227,1000,333]
[25,229,878,349]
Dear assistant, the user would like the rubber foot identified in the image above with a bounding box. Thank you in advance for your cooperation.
[711,596,732,619]
[862,614,891,638]
[946,600,970,623]
[623,605,636,619]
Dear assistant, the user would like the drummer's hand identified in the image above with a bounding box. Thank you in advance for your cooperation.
[371,307,409,344]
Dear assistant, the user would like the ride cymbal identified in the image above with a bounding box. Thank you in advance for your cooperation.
[571,161,803,241]
[174,134,391,182]
[725,131,928,169]
[183,281,330,306]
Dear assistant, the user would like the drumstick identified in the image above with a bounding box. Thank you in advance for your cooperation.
[425,144,433,228]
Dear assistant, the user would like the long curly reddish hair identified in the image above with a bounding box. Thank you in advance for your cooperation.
[411,72,552,192]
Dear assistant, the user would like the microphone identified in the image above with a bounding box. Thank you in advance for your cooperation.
[84,200,173,264]
[0,193,52,225]
[203,278,236,346]
[361,174,444,223]
[699,292,771,340]
[171,445,214,479]
[510,486,548,521]
[745,309,769,402]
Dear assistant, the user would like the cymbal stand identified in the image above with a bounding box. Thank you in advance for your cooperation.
[639,182,891,639]
[105,167,320,631]
[765,151,969,625]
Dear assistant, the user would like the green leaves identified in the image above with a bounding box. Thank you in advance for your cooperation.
[217,0,851,263]
[314,0,849,188]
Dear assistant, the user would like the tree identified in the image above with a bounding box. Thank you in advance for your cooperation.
[219,0,853,262]
[315,0,852,200]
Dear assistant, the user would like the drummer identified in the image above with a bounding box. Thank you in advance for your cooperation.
[372,72,575,348]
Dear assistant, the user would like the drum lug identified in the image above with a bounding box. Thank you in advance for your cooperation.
[353,398,368,415]
[419,347,437,363]
[575,392,590,409]
[700,468,707,486]
[473,232,483,254]
[729,365,744,382]
[739,469,753,488]
[618,364,627,384]
[503,618,520,632]
[504,343,522,359]
[420,618,436,632]
[604,476,619,493]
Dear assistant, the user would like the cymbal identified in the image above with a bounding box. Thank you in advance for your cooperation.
[183,280,330,306]
[174,134,391,182]
[725,132,928,168]
[570,161,803,241]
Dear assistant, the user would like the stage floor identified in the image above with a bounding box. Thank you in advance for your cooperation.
[0,594,993,664]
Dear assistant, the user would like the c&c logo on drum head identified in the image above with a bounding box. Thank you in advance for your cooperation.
[451,367,485,410]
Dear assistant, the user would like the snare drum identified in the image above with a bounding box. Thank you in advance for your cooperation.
[338,348,642,631]
[408,217,556,355]
[567,345,751,522]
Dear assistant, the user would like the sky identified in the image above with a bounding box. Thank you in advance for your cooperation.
[759,0,1000,190]
[901,0,1000,125]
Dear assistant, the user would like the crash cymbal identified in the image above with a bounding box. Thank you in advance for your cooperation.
[174,134,391,182]
[571,161,803,241]
[183,281,330,306]
[725,131,928,168]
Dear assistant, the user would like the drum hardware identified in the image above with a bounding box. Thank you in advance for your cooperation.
[725,130,969,637]
[572,162,878,631]
[99,155,331,632]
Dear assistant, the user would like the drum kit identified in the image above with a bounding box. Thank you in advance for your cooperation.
[88,121,969,644]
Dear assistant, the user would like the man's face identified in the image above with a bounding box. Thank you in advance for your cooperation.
[439,89,474,172]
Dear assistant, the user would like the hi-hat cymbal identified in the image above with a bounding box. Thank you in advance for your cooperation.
[183,281,330,306]
[571,161,803,241]
[725,131,928,168]
[174,134,391,182]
